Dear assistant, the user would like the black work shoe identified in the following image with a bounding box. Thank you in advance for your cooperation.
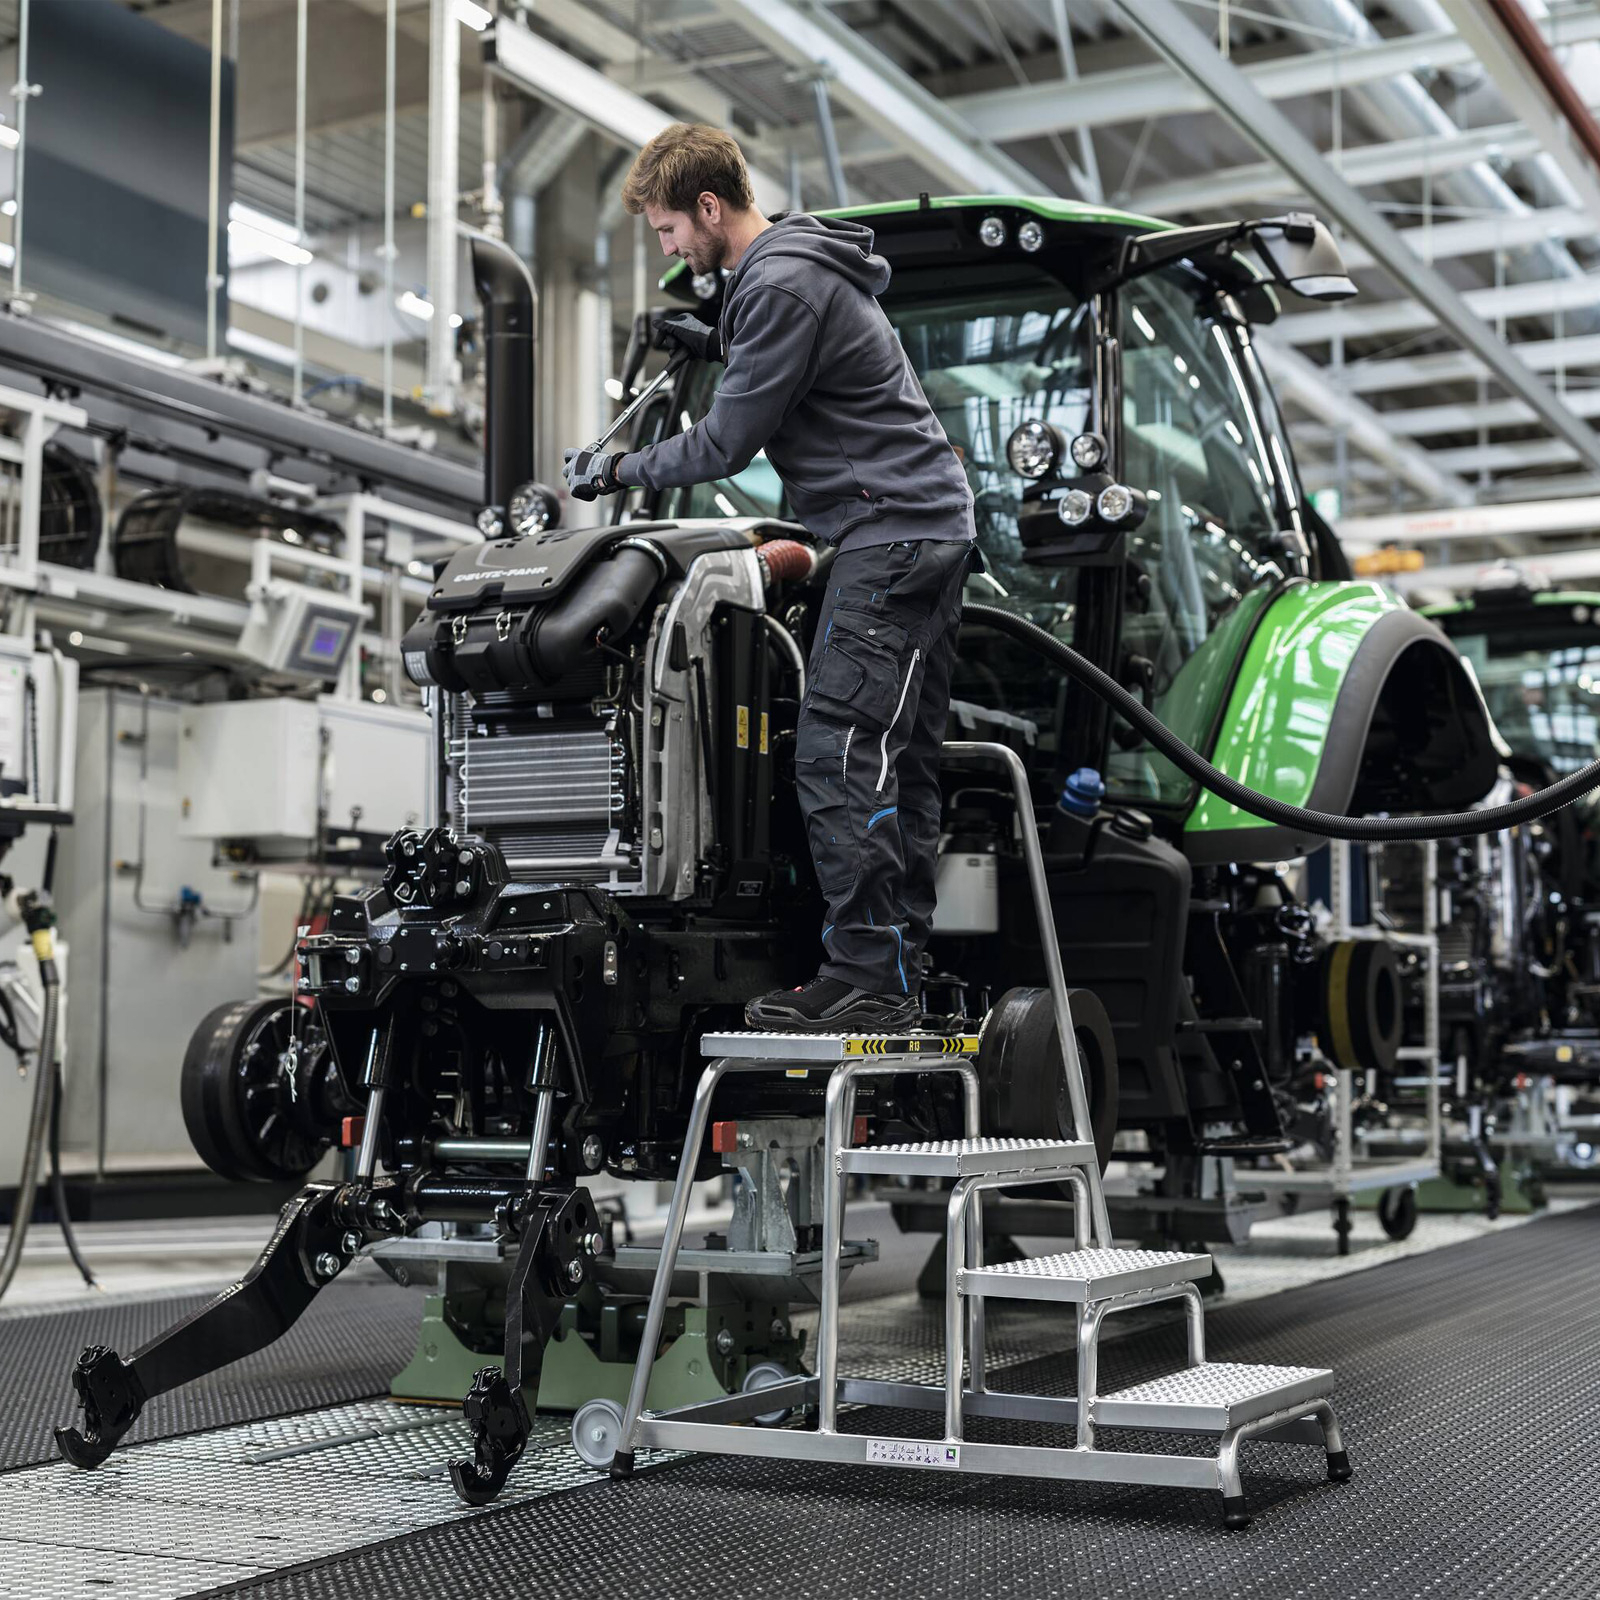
[745,975,920,1034]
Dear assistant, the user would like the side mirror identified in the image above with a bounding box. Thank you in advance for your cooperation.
[1250,214,1356,302]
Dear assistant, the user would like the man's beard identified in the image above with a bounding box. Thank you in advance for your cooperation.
[686,220,727,276]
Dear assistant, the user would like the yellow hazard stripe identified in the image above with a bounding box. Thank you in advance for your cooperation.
[842,1035,981,1056]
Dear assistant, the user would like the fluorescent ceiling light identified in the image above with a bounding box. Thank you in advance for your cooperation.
[228,202,312,266]
[455,0,492,29]
[230,203,300,243]
[397,290,462,327]
[228,222,312,267]
[55,316,185,367]
[226,325,299,366]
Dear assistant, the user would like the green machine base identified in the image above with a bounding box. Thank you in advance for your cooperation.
[390,1290,804,1415]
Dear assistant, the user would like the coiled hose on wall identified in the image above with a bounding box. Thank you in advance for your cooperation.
[965,602,1600,842]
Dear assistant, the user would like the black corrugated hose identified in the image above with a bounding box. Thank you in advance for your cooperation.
[964,601,1600,842]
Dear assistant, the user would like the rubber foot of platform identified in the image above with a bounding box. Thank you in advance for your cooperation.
[1221,1494,1251,1530]
[610,1449,635,1481]
[1327,1449,1352,1482]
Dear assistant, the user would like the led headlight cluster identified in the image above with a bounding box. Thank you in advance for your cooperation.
[1096,483,1148,526]
[508,480,558,537]
[1018,219,1044,253]
[475,506,504,538]
[1070,431,1107,472]
[978,215,1007,248]
[1057,489,1094,527]
[1005,419,1064,479]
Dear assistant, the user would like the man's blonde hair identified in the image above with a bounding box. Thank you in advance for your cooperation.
[621,122,754,217]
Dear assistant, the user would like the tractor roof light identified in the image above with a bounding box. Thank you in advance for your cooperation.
[978,215,1007,248]
[1018,219,1044,253]
[1096,482,1148,527]
[1070,431,1108,472]
[1057,488,1094,527]
[1006,419,1064,480]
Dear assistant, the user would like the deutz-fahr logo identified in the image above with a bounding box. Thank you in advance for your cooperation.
[454,566,548,581]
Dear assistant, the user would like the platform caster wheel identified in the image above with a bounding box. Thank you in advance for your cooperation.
[1377,1184,1417,1242]
[1221,1495,1251,1530]
[1327,1449,1353,1483]
[571,1398,626,1470]
[742,1361,794,1426]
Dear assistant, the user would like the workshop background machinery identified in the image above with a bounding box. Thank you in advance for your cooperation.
[1422,578,1600,1184]
[49,201,1515,1504]
[633,195,1501,1256]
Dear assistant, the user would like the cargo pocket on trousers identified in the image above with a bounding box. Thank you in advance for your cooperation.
[810,608,909,730]
[795,714,860,896]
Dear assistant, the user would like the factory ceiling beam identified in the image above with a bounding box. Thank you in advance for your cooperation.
[810,6,1600,171]
[710,0,1043,195]
[1338,205,1595,273]
[483,14,787,212]
[1357,386,1600,438]
[1343,330,1600,393]
[1436,0,1600,221]
[1129,120,1540,215]
[1112,0,1600,481]
[1253,340,1474,505]
[949,4,1600,146]
[1279,272,1600,342]
[1338,493,1600,545]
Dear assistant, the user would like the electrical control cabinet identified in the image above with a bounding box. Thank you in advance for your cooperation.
[177,696,430,856]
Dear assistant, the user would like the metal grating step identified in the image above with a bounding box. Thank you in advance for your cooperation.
[958,1247,1211,1303]
[1095,1360,1333,1432]
[839,1137,1095,1179]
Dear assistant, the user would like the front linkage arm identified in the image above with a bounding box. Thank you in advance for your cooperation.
[448,1186,596,1505]
[55,1181,371,1467]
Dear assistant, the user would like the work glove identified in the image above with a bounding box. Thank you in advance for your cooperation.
[562,447,625,502]
[651,310,723,365]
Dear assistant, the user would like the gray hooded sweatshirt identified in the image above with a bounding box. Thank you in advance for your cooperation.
[617,213,974,551]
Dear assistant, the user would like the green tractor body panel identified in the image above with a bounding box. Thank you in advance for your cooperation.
[1185,580,1402,849]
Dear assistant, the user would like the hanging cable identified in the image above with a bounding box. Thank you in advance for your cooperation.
[964,602,1600,842]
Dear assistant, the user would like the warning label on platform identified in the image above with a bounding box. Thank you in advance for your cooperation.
[865,1439,961,1470]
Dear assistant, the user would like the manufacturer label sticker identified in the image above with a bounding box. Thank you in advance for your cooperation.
[865,1439,961,1469]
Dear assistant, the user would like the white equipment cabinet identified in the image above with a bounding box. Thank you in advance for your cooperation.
[177,696,431,854]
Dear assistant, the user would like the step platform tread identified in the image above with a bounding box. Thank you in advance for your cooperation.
[1096,1360,1333,1431]
[701,1030,981,1063]
[840,1137,1096,1178]
[960,1246,1211,1303]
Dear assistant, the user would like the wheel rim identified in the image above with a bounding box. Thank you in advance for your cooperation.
[572,1399,624,1468]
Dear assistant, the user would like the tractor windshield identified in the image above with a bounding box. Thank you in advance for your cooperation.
[654,260,1302,810]
[1453,622,1600,778]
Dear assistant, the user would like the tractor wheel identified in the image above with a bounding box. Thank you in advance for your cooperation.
[1318,939,1404,1076]
[980,985,1119,1173]
[181,997,335,1182]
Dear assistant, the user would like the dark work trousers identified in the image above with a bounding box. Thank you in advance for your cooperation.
[795,537,975,996]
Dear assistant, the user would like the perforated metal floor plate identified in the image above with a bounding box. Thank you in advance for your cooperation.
[1095,1361,1332,1432]
[840,1137,1095,1179]
[187,1204,1600,1600]
[960,1247,1212,1303]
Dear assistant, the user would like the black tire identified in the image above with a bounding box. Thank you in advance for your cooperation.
[1318,939,1403,1076]
[181,997,333,1182]
[980,985,1119,1172]
[1376,1184,1418,1241]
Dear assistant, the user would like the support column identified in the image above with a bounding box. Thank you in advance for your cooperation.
[425,0,461,416]
[535,146,602,515]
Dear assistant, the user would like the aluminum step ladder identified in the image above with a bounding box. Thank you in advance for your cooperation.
[610,742,1350,1529]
